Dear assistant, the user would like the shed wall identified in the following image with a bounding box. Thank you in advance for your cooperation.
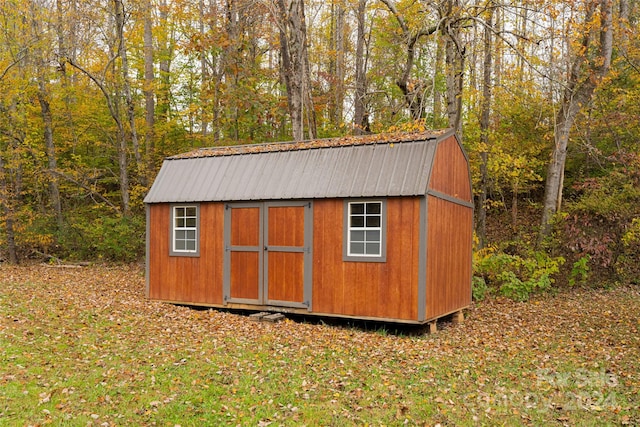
[425,196,473,319]
[148,203,224,304]
[429,134,472,202]
[312,197,421,321]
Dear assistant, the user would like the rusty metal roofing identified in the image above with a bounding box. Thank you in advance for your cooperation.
[144,130,452,203]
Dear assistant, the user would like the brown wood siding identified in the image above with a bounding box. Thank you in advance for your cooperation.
[429,135,472,202]
[230,252,260,299]
[148,202,224,304]
[425,197,473,319]
[312,197,420,321]
[267,252,304,301]
[267,205,305,303]
[231,207,260,246]
[268,205,305,247]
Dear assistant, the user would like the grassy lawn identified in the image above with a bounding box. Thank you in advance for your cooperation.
[1,264,638,426]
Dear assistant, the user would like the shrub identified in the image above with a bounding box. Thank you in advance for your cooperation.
[474,248,565,301]
[57,213,145,262]
[472,276,489,301]
[563,153,640,284]
[569,255,591,287]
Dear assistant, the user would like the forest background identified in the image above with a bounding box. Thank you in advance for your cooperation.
[0,0,638,299]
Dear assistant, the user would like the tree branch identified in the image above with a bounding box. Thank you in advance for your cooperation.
[0,49,28,81]
[49,169,119,211]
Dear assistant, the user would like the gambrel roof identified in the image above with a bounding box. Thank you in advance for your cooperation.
[144,129,455,203]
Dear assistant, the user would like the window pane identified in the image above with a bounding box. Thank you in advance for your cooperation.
[350,215,364,227]
[350,230,365,242]
[173,205,198,253]
[366,216,380,227]
[366,230,380,242]
[365,243,380,255]
[366,202,381,214]
[350,242,364,254]
[350,203,364,214]
[346,201,384,259]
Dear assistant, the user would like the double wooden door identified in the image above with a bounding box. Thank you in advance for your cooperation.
[223,201,312,309]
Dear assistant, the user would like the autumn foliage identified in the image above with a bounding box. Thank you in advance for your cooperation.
[0,0,639,295]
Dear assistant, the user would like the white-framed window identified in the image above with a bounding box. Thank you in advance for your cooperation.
[344,200,386,261]
[171,205,199,256]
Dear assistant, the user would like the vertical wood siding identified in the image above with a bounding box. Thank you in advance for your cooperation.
[268,205,305,247]
[230,252,260,299]
[429,135,472,202]
[267,252,304,301]
[231,207,260,246]
[148,203,224,304]
[312,197,420,321]
[266,205,306,303]
[425,196,473,319]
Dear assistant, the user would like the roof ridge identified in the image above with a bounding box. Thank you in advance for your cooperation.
[168,129,447,160]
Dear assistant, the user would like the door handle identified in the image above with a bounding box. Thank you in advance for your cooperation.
[264,246,268,251]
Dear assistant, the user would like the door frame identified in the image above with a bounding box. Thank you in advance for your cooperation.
[223,202,264,305]
[223,201,313,310]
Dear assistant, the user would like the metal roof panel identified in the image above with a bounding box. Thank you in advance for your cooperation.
[143,133,448,204]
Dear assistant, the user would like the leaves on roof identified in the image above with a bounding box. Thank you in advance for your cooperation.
[169,130,448,159]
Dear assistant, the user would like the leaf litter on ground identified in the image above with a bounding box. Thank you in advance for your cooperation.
[0,264,638,426]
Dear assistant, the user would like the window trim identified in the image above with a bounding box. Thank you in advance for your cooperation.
[343,199,387,262]
[170,204,200,257]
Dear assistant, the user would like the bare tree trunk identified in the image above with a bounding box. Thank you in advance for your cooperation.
[143,0,155,177]
[329,0,345,126]
[516,2,527,82]
[445,35,464,134]
[56,0,80,148]
[277,0,313,141]
[37,84,63,229]
[433,33,444,126]
[114,0,142,186]
[115,108,130,216]
[540,0,613,239]
[477,7,493,249]
[353,0,368,134]
[157,0,172,128]
[493,5,502,88]
[379,0,437,120]
[334,2,345,125]
[110,0,131,214]
[30,6,63,229]
[441,0,464,135]
[199,0,209,139]
[304,50,317,139]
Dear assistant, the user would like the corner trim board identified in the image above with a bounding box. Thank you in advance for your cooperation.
[417,197,427,322]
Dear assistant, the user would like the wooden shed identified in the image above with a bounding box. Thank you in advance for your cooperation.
[144,129,473,324]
